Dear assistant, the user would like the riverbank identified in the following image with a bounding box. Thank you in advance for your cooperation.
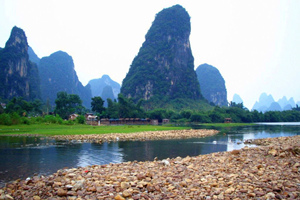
[1,135,299,199]
[0,124,189,136]
[50,129,219,143]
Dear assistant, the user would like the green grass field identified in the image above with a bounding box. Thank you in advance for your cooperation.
[0,124,188,136]
[0,123,254,136]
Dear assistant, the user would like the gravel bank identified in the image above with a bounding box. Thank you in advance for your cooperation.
[1,135,299,199]
[50,129,219,143]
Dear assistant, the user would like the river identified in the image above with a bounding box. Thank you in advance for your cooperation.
[0,123,299,187]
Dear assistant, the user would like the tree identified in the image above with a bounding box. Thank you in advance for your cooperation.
[91,96,105,115]
[106,98,119,118]
[118,94,145,118]
[30,99,43,116]
[5,97,33,116]
[148,109,167,122]
[190,113,211,123]
[54,92,83,119]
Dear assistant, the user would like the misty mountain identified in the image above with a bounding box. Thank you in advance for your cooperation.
[266,102,282,112]
[196,63,227,106]
[252,93,295,112]
[278,96,296,110]
[101,85,115,107]
[232,94,243,104]
[260,93,275,107]
[277,96,288,109]
[288,97,296,108]
[28,46,40,65]
[0,26,40,101]
[88,75,120,99]
[38,51,92,108]
[252,93,275,112]
[283,104,292,111]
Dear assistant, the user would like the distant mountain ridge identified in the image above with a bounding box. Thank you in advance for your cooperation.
[28,46,40,65]
[196,63,227,106]
[88,75,120,99]
[252,93,296,112]
[38,51,92,108]
[232,94,243,104]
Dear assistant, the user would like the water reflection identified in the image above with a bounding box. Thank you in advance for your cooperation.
[0,124,299,187]
[77,143,124,167]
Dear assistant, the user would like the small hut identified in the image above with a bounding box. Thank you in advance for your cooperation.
[224,118,232,123]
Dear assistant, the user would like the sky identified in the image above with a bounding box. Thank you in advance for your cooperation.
[1,0,299,109]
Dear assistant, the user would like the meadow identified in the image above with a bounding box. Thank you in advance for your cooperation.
[0,123,253,136]
[0,124,189,136]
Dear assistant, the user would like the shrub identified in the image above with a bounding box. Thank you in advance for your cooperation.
[0,113,12,125]
[64,120,75,125]
[11,112,21,125]
[21,117,31,125]
[190,113,211,123]
[76,115,86,124]
[44,114,63,124]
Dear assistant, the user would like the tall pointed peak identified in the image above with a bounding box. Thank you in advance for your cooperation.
[5,26,28,54]
[121,5,201,104]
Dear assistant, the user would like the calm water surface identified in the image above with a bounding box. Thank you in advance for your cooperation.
[0,123,299,187]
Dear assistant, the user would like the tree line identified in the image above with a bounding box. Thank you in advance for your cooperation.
[1,91,300,125]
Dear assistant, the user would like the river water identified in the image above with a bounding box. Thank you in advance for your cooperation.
[0,123,299,187]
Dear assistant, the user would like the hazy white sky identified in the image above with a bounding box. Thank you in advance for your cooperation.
[1,0,299,109]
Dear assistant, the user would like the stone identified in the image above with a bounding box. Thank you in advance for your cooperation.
[122,189,132,197]
[4,195,13,200]
[67,191,77,196]
[231,150,240,155]
[0,134,299,200]
[33,196,41,200]
[67,173,76,178]
[120,182,130,189]
[114,194,125,200]
[73,179,85,191]
[265,192,275,199]
[87,186,96,192]
[57,188,67,196]
[225,187,235,194]
[161,160,170,166]
[268,149,277,156]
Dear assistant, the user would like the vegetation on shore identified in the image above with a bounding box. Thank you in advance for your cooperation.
[1,92,300,130]
[0,124,187,136]
[196,123,255,128]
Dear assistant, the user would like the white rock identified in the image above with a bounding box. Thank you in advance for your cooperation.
[161,159,170,166]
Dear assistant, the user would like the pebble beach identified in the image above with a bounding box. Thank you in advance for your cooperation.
[0,131,299,199]
[50,129,219,143]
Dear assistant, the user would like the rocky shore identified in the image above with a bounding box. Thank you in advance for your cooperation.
[1,135,299,199]
[50,129,219,143]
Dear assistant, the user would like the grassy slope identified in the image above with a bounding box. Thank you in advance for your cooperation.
[0,124,187,136]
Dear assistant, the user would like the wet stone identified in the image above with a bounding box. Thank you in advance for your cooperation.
[0,134,299,199]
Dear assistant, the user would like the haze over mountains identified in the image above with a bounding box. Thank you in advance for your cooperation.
[88,75,120,100]
[196,63,227,107]
[232,92,298,112]
[0,4,299,112]
[252,93,296,112]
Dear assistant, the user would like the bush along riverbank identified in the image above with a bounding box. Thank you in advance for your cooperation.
[0,135,299,199]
